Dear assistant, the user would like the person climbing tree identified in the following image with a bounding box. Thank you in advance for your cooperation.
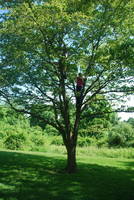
[76,73,85,92]
[76,73,86,105]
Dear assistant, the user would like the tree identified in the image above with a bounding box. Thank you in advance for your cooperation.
[127,118,134,128]
[108,121,134,147]
[0,0,134,173]
[79,95,119,137]
[0,104,27,125]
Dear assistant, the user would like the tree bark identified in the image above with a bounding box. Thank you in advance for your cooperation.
[65,144,77,173]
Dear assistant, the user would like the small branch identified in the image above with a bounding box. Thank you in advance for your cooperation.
[0,91,59,130]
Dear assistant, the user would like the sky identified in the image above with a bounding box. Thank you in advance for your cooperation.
[118,112,134,121]
[0,8,8,21]
[118,96,134,121]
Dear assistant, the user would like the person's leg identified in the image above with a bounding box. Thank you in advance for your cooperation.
[76,85,82,92]
[76,86,82,105]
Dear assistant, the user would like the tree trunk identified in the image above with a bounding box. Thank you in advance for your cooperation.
[65,144,77,173]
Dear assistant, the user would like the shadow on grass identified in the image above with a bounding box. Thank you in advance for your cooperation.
[0,150,134,200]
[119,160,134,170]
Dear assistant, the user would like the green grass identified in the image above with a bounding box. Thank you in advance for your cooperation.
[0,149,134,200]
[47,145,134,159]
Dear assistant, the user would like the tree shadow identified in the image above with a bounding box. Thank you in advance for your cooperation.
[0,151,134,200]
[118,160,134,170]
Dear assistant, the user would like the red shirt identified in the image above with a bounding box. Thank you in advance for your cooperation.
[77,77,84,87]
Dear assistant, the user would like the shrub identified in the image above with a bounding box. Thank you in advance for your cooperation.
[126,140,134,148]
[31,135,45,146]
[45,125,59,136]
[77,137,96,147]
[4,133,27,150]
[107,122,134,147]
[50,136,63,145]
[96,137,108,148]
[108,133,126,147]
[0,139,5,149]
[0,130,7,139]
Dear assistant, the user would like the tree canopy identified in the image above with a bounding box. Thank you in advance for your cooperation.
[0,0,134,172]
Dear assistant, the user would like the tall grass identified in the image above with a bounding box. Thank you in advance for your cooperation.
[77,146,134,159]
[40,144,134,159]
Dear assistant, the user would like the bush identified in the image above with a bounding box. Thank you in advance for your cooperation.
[0,139,5,149]
[77,137,96,147]
[107,122,134,147]
[0,130,7,139]
[31,135,45,146]
[45,125,59,136]
[50,136,63,145]
[107,133,126,147]
[4,133,27,150]
[96,137,108,148]
[126,140,134,148]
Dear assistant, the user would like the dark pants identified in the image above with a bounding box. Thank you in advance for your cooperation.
[76,85,83,92]
[76,85,83,105]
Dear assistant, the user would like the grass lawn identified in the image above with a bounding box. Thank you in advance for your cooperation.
[0,150,134,200]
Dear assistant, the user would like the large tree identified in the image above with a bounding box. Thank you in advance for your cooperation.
[0,0,134,173]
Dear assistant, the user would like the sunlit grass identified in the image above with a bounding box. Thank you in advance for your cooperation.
[42,145,134,159]
[77,146,134,159]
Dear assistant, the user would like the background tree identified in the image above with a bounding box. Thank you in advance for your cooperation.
[79,95,119,137]
[107,122,134,147]
[127,118,134,128]
[0,0,134,173]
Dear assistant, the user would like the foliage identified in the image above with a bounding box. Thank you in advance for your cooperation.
[0,105,134,151]
[107,122,134,147]
[0,106,47,151]
[50,136,64,145]
[0,0,134,172]
[79,106,119,139]
[4,133,27,150]
[126,140,134,148]
[45,125,59,136]
[127,117,134,128]
[77,136,96,147]
[0,0,133,126]
[0,105,29,127]
[108,133,126,147]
